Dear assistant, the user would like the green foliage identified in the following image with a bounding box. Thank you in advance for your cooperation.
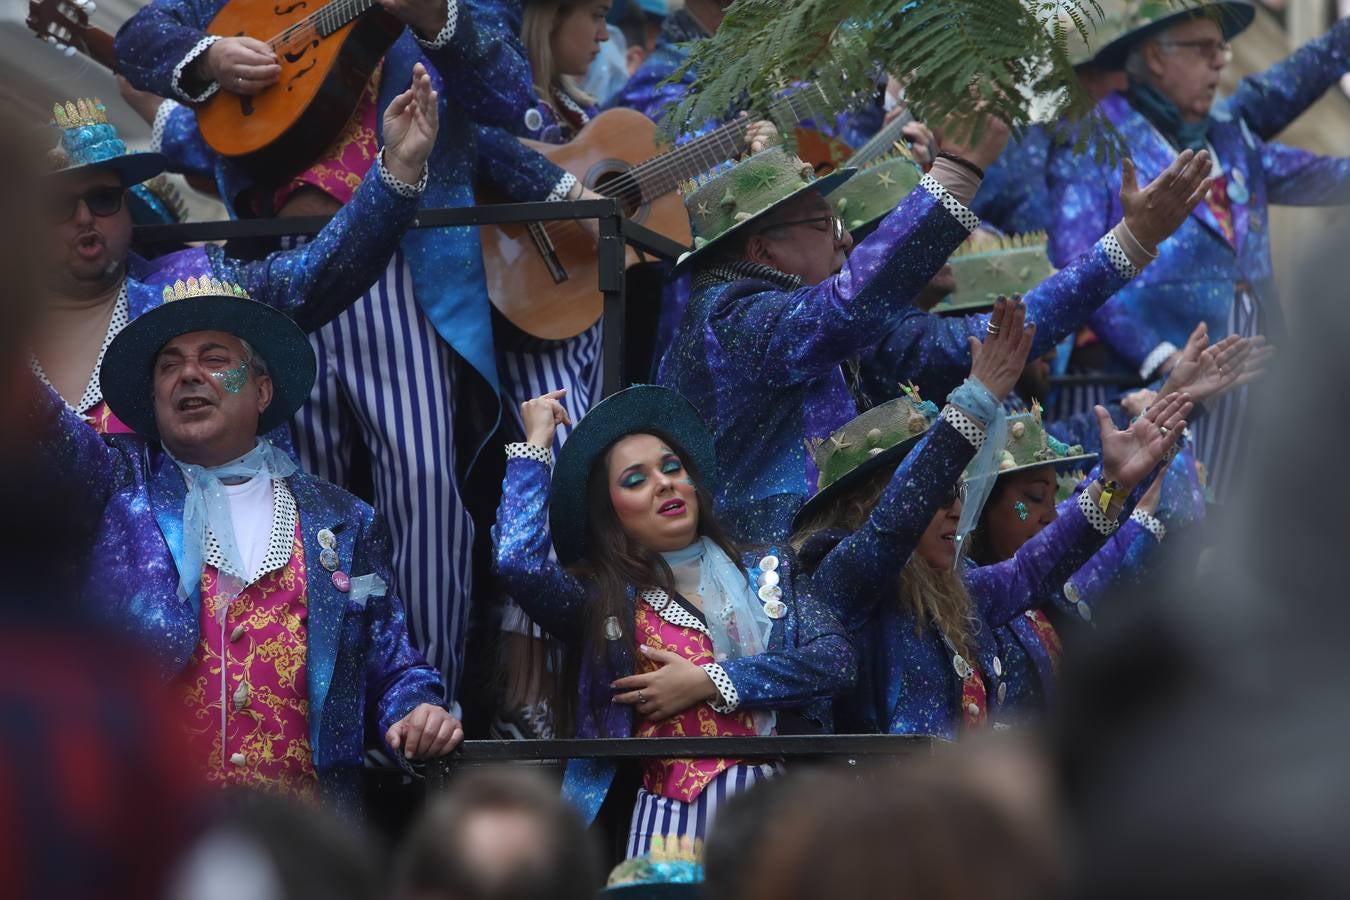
[663,0,1203,158]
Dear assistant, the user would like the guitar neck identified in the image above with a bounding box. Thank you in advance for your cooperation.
[616,84,855,203]
[311,0,378,38]
[846,109,915,169]
[79,25,116,68]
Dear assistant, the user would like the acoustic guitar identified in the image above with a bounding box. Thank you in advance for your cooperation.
[480,85,859,341]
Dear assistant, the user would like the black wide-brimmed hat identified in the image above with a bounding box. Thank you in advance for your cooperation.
[100,276,317,439]
[1094,0,1255,69]
[550,385,717,565]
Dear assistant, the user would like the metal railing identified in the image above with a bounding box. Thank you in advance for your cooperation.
[424,734,938,788]
[133,197,689,397]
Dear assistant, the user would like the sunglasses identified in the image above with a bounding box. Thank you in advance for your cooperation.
[762,214,846,242]
[939,481,968,508]
[48,185,124,224]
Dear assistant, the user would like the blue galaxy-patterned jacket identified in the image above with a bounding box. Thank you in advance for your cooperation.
[115,0,548,426]
[801,420,1119,738]
[854,230,1139,409]
[30,386,445,809]
[657,177,975,544]
[1048,89,1350,377]
[491,456,855,825]
[974,18,1350,235]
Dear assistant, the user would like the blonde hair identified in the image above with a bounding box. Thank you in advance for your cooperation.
[521,1,598,111]
[791,467,977,662]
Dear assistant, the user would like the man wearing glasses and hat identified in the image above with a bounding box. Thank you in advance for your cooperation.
[36,73,437,436]
[1048,0,1350,503]
[28,278,460,809]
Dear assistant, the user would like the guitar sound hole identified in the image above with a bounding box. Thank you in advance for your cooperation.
[592,168,644,220]
[274,0,306,12]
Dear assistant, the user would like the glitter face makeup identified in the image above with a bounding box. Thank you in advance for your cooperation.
[211,360,248,394]
[1014,500,1029,522]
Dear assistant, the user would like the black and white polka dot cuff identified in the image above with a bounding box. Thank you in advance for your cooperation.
[149,99,181,153]
[920,173,980,232]
[172,36,220,102]
[546,172,579,203]
[1101,230,1141,280]
[1130,509,1167,542]
[414,0,459,49]
[701,663,739,713]
[940,405,986,450]
[505,442,553,467]
[1077,487,1121,536]
[378,149,428,197]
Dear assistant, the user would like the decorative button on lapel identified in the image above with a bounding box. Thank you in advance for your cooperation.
[952,654,973,679]
[229,624,245,642]
[758,584,782,603]
[763,599,787,620]
[332,571,351,593]
[759,569,780,588]
[233,682,250,711]
[997,682,1007,704]
[993,657,1003,678]
[317,528,336,550]
[229,752,247,767]
[319,548,339,572]
[966,702,980,717]
[758,555,779,572]
[1063,582,1080,605]
[603,616,623,641]
[524,107,544,132]
[1077,601,1092,622]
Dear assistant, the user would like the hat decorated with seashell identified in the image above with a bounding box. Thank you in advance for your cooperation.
[793,384,940,532]
[828,150,923,242]
[100,274,317,439]
[979,401,1098,482]
[932,233,1056,316]
[673,145,855,272]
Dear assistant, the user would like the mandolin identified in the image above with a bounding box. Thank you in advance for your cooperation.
[192,0,402,181]
[480,84,859,341]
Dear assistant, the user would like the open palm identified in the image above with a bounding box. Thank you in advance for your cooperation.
[382,63,439,181]
[1097,392,1193,490]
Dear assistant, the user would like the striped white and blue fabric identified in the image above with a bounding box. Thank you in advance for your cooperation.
[625,762,780,859]
[496,320,604,638]
[290,249,476,706]
[1193,288,1260,506]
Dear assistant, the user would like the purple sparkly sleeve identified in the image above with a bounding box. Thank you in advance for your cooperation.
[428,0,536,126]
[490,457,590,644]
[966,496,1116,627]
[1259,140,1350,207]
[1047,133,1119,269]
[809,420,977,632]
[28,380,126,512]
[709,181,971,388]
[154,103,216,179]
[113,0,227,100]
[205,158,417,332]
[474,125,570,201]
[361,509,449,741]
[1222,18,1350,140]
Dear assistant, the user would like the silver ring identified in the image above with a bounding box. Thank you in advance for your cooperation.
[1159,426,1170,437]
[985,324,1001,336]
[638,691,647,705]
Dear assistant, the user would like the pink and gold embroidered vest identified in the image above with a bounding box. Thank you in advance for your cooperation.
[273,65,383,211]
[959,667,989,730]
[633,600,758,804]
[1022,609,1064,676]
[173,522,318,801]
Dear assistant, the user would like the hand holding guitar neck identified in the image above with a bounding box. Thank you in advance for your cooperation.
[199,36,280,96]
[382,63,439,185]
[377,0,448,42]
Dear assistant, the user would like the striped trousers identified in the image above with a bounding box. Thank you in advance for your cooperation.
[290,249,475,705]
[626,762,779,859]
[1193,288,1260,506]
[496,321,604,637]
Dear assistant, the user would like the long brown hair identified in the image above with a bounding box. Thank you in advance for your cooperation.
[790,467,976,662]
[521,1,597,110]
[557,429,741,734]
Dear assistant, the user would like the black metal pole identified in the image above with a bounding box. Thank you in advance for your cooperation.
[597,198,628,396]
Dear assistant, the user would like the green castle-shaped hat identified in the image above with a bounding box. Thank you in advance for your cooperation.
[829,152,924,242]
[932,233,1056,316]
[674,145,855,272]
[979,401,1098,481]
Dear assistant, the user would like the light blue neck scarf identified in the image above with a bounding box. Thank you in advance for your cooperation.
[167,439,297,606]
[662,537,776,735]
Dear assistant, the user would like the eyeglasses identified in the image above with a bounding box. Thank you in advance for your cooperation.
[761,214,846,242]
[1159,38,1233,62]
[48,185,124,224]
[939,481,968,509]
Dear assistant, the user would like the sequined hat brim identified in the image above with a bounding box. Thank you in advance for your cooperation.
[791,431,927,536]
[100,295,317,440]
[1093,1,1255,69]
[550,385,717,565]
[601,885,703,899]
[982,452,1101,482]
[48,151,169,188]
[671,167,857,275]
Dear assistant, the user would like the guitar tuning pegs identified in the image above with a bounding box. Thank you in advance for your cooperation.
[64,45,77,55]
[84,1,96,11]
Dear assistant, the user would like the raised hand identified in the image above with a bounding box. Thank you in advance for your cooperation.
[934,89,1011,172]
[202,36,280,96]
[382,62,439,186]
[1121,150,1213,252]
[966,295,1037,402]
[521,388,572,449]
[1097,391,1193,492]
[385,703,463,759]
[610,644,719,722]
[738,114,779,154]
[1158,323,1275,407]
